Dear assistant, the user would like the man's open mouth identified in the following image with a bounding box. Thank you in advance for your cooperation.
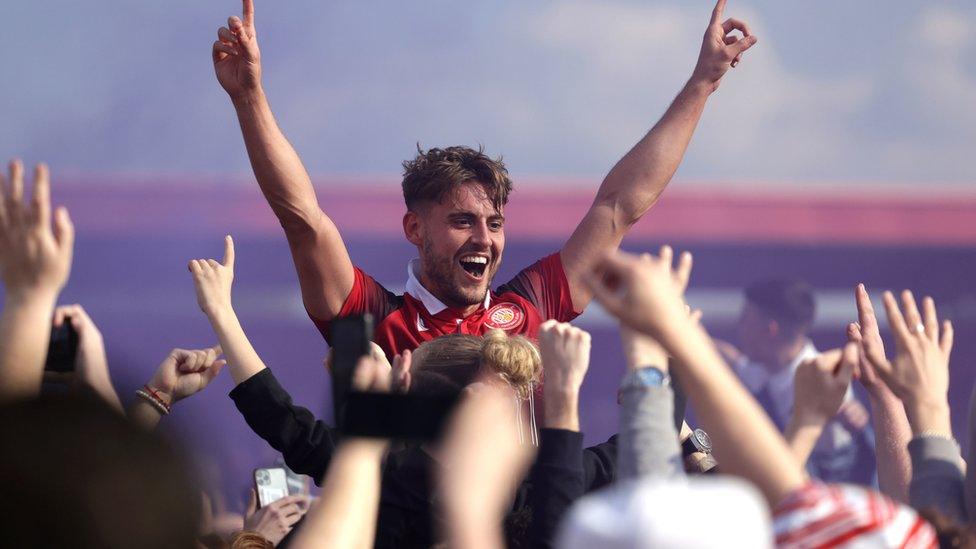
[459,254,489,279]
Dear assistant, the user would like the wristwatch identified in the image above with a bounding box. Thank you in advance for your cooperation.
[681,428,713,457]
[619,366,670,390]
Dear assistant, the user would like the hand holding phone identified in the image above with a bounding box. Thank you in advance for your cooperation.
[254,467,289,508]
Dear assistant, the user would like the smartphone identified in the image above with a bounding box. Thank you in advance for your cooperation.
[329,314,373,428]
[342,391,460,441]
[45,321,78,372]
[275,459,310,497]
[253,467,289,508]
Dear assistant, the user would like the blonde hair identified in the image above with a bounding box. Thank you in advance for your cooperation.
[410,330,541,399]
[479,329,541,399]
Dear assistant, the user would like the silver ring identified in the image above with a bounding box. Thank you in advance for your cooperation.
[912,322,925,334]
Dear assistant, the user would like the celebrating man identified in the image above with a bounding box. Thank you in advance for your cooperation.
[211,0,757,358]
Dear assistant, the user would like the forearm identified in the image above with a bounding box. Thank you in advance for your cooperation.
[291,440,386,549]
[543,385,580,432]
[85,375,124,413]
[662,321,806,504]
[596,80,712,225]
[867,390,913,503]
[0,291,58,401]
[232,90,323,233]
[128,398,164,431]
[784,416,825,467]
[206,307,267,385]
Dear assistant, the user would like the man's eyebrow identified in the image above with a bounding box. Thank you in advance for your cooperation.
[446,211,505,221]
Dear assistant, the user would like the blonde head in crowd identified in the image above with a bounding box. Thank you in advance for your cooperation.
[410,329,542,400]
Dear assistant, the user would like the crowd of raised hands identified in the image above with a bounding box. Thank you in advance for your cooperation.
[0,0,969,546]
[2,154,973,548]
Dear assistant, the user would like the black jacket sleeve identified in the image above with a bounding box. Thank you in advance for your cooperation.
[525,430,618,549]
[229,369,338,485]
[582,434,617,491]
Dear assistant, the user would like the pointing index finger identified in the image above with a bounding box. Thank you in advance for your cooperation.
[711,0,727,25]
[243,0,254,28]
[223,235,235,268]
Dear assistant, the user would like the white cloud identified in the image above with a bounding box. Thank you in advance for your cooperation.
[518,2,877,183]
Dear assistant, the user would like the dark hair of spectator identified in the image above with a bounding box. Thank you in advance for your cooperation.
[0,393,201,549]
[401,145,513,213]
[744,278,816,331]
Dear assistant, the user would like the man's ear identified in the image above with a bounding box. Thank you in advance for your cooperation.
[403,211,424,247]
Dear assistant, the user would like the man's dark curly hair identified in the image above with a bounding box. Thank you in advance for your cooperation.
[401,145,513,212]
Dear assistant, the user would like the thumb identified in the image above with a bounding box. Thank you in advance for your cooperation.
[246,488,257,516]
[205,360,227,382]
[836,342,858,383]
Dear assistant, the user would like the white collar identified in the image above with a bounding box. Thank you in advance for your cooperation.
[405,259,491,316]
[735,340,817,394]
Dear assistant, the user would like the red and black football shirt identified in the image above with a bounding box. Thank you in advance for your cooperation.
[310,252,580,359]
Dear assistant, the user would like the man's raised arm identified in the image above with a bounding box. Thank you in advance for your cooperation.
[560,0,756,311]
[213,0,353,320]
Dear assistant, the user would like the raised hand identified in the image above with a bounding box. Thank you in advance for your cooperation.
[0,160,74,299]
[213,0,262,99]
[792,345,857,427]
[582,249,689,339]
[871,290,953,435]
[147,345,226,405]
[189,235,235,319]
[786,344,857,464]
[538,320,592,393]
[391,349,413,394]
[351,352,393,394]
[244,490,310,546]
[49,304,123,410]
[619,246,693,370]
[848,284,889,395]
[691,0,758,92]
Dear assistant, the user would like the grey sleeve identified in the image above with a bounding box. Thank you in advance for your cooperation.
[908,435,966,522]
[966,386,976,520]
[617,384,685,480]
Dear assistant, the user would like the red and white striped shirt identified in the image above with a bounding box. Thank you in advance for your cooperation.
[774,482,936,548]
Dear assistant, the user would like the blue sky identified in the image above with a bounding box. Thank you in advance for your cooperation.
[2,0,975,187]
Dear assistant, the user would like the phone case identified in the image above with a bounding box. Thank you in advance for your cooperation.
[254,467,288,507]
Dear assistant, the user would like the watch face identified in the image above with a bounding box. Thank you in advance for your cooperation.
[693,429,712,452]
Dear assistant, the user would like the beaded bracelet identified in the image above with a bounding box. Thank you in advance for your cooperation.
[135,387,171,415]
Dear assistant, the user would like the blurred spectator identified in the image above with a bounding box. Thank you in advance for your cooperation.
[0,393,201,548]
[717,277,876,484]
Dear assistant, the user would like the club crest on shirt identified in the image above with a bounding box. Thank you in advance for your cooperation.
[484,303,524,331]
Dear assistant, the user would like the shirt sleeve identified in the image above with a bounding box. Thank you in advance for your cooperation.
[908,436,966,523]
[526,429,586,549]
[229,368,339,485]
[497,252,580,322]
[308,266,401,343]
[618,385,685,481]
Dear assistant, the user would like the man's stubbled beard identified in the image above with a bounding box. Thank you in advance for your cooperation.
[421,237,491,308]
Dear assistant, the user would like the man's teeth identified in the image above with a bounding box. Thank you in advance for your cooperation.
[460,256,488,264]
